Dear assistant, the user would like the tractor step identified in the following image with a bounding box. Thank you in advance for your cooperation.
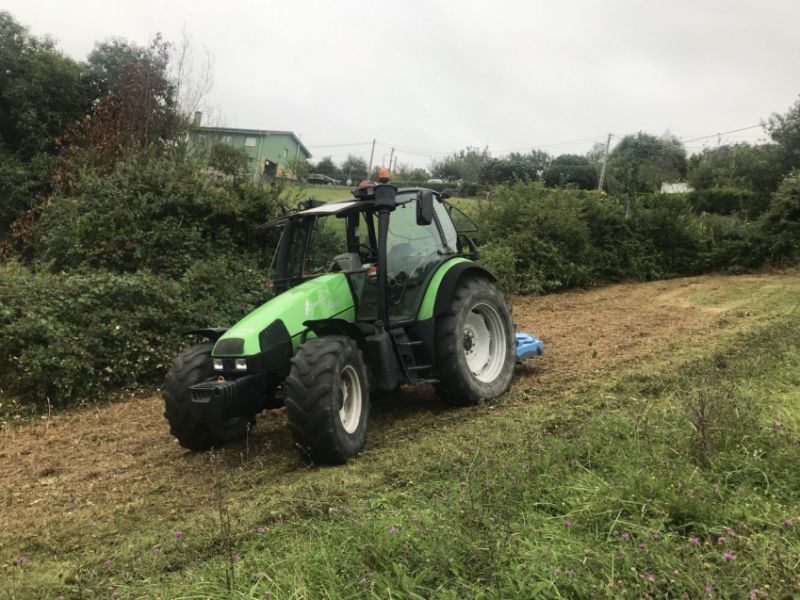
[406,364,433,371]
[515,333,544,361]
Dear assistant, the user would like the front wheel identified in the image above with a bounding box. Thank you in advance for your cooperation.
[163,343,251,451]
[285,336,370,464]
[434,277,515,406]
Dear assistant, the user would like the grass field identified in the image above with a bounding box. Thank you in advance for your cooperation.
[2,272,799,598]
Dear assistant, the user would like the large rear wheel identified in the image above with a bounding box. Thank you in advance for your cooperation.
[163,343,250,451]
[285,336,370,464]
[434,277,515,406]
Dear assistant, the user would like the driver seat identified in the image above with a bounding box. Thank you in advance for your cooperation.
[328,252,362,272]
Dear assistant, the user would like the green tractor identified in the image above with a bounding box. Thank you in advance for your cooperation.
[163,176,543,463]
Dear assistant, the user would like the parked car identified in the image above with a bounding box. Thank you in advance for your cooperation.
[308,173,341,185]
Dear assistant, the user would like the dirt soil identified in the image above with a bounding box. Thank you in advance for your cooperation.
[0,273,777,545]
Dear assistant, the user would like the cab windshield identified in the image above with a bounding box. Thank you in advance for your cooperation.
[273,192,459,322]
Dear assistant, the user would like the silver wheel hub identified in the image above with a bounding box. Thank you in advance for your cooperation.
[462,303,506,383]
[338,365,362,434]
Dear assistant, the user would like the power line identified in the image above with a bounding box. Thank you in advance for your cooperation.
[679,124,763,144]
[494,135,608,154]
[306,122,768,164]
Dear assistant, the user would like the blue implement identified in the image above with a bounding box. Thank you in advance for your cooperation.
[515,333,544,361]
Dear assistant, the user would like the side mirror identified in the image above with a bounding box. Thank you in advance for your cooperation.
[416,190,434,225]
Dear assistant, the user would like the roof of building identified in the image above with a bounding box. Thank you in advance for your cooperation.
[193,126,312,158]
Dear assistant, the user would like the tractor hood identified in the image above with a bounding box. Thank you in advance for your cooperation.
[212,273,356,357]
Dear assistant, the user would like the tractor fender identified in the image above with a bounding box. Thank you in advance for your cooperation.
[431,261,497,319]
[417,258,496,322]
[411,259,497,371]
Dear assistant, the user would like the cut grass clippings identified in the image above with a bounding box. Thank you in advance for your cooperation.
[2,273,799,598]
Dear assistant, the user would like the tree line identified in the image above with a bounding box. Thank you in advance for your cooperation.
[306,111,800,202]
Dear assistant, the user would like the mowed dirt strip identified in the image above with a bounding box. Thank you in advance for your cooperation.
[0,273,787,545]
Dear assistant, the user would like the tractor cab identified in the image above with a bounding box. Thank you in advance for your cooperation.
[268,187,477,324]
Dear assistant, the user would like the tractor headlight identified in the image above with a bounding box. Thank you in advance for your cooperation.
[213,358,224,371]
[234,358,248,371]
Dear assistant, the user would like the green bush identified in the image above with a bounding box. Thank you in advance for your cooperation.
[0,262,187,404]
[34,154,283,277]
[0,259,271,407]
[759,172,800,264]
[475,184,593,293]
[474,181,795,294]
[0,154,286,408]
[686,186,769,218]
[628,193,704,276]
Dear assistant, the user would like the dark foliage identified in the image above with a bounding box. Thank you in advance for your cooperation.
[35,154,283,276]
[208,141,251,177]
[542,154,598,190]
[606,132,687,194]
[475,182,788,294]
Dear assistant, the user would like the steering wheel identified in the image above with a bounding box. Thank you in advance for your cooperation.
[357,243,376,261]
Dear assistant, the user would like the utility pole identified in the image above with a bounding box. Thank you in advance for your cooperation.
[597,133,612,192]
[388,147,394,172]
[391,155,398,173]
[367,138,376,180]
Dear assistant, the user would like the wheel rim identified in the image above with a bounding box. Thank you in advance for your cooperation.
[338,365,362,434]
[462,302,506,383]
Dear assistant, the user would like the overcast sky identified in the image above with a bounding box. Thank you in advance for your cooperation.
[5,0,799,168]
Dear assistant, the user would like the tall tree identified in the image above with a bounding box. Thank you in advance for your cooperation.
[542,154,598,189]
[429,146,491,183]
[767,95,800,172]
[340,155,368,182]
[478,152,547,185]
[606,132,687,194]
[60,35,183,169]
[687,142,784,194]
[0,11,92,158]
[312,156,341,179]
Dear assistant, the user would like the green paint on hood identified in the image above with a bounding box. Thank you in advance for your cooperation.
[213,273,355,356]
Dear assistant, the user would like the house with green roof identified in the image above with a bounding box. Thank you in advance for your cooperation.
[189,114,312,179]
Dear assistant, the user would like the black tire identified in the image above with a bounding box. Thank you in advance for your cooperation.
[434,277,515,406]
[284,336,370,464]
[163,343,250,451]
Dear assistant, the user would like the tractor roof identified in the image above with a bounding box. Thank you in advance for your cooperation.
[260,187,433,229]
[293,187,428,217]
